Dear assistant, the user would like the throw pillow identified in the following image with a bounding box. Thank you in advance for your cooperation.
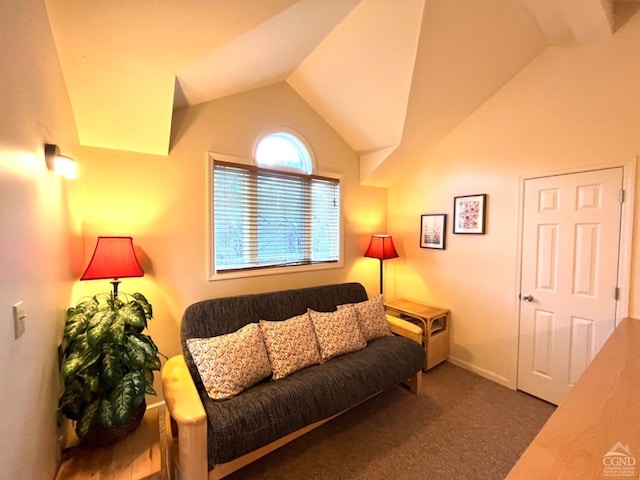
[339,295,392,341]
[308,306,367,362]
[186,323,271,400]
[259,312,321,380]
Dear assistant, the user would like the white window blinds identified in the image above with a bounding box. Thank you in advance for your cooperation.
[213,161,340,273]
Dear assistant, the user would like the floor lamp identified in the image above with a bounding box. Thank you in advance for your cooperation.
[364,234,399,297]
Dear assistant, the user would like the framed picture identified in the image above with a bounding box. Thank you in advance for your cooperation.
[453,194,487,234]
[420,214,447,249]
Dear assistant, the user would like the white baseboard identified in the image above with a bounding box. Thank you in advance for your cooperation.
[447,356,512,389]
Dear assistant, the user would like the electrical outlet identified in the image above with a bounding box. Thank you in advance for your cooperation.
[13,301,26,339]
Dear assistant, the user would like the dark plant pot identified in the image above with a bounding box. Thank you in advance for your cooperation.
[82,400,146,447]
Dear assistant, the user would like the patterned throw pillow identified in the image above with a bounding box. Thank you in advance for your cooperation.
[339,295,392,342]
[308,306,367,362]
[186,323,271,400]
[259,313,321,380]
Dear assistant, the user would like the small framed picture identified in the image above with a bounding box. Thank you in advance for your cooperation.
[453,194,487,234]
[420,214,447,249]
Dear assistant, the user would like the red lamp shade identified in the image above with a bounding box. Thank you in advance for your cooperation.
[81,237,143,297]
[364,235,399,296]
[364,235,399,260]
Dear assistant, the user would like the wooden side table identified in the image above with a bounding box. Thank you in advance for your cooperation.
[55,406,166,480]
[384,299,450,370]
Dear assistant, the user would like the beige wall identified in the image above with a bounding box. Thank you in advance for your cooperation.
[0,0,80,478]
[76,83,388,396]
[388,11,640,387]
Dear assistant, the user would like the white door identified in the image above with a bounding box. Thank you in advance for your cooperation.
[518,168,623,405]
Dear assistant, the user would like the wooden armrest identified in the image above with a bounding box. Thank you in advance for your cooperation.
[387,314,423,344]
[386,315,424,393]
[162,355,207,426]
[161,355,208,480]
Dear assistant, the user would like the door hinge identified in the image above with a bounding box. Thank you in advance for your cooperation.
[615,287,620,300]
[619,190,625,203]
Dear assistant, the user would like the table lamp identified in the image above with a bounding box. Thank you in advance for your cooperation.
[80,236,144,297]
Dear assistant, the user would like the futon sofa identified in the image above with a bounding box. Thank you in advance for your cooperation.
[161,282,425,479]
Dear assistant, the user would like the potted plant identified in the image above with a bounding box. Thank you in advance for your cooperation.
[58,292,162,445]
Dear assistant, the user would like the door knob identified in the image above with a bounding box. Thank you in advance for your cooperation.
[522,294,533,302]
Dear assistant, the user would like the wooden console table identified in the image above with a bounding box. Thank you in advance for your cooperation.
[506,317,640,479]
[384,299,450,370]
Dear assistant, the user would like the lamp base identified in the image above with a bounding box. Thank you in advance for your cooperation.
[110,279,121,298]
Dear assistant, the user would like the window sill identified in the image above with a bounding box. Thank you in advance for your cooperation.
[208,259,344,282]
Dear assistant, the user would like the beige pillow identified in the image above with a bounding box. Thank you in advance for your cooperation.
[308,306,367,362]
[186,323,271,400]
[259,313,321,380]
[339,295,391,342]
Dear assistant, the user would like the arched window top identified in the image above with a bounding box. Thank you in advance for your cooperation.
[255,131,313,174]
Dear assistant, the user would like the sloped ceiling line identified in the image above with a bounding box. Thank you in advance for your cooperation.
[174,0,362,108]
[45,0,619,184]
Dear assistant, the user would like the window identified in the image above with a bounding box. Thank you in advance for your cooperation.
[255,132,312,174]
[211,133,341,277]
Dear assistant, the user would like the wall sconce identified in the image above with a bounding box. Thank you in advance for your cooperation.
[44,143,77,179]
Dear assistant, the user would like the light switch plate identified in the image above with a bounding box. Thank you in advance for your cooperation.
[13,301,26,339]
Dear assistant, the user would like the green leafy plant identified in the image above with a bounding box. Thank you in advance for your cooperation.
[58,292,162,439]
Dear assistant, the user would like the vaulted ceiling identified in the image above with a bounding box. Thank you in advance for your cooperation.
[44,0,631,186]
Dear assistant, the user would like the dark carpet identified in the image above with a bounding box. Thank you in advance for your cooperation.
[227,362,555,480]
